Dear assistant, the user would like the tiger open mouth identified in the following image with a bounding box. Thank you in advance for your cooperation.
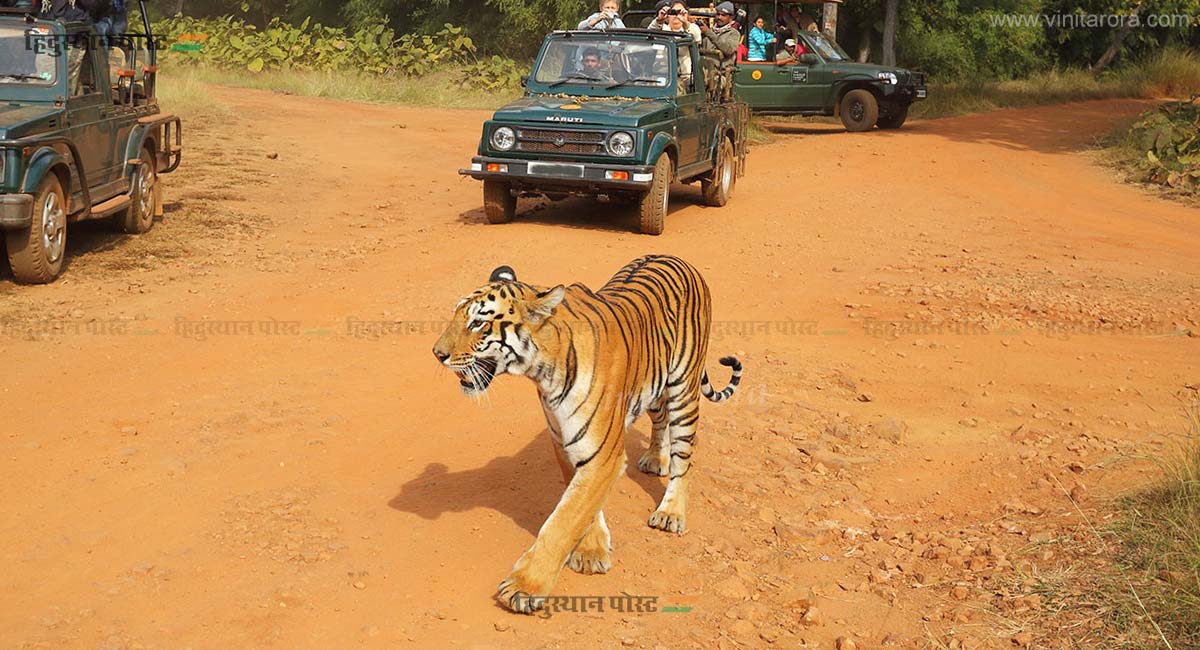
[456,357,499,392]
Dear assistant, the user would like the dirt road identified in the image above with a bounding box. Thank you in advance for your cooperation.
[1,88,1196,650]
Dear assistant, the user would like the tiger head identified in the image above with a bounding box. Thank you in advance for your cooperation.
[432,265,565,395]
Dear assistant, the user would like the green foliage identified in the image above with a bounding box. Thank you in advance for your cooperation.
[154,15,518,89]
[453,56,524,91]
[1122,95,1200,194]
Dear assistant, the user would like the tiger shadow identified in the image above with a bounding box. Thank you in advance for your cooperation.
[388,427,666,536]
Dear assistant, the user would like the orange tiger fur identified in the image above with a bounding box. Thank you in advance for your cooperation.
[432,255,741,613]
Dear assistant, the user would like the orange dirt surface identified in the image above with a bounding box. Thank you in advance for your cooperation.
[1,88,1196,650]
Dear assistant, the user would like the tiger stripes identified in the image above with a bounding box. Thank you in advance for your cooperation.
[433,254,741,614]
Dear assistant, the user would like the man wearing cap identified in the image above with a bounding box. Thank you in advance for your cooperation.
[642,0,670,28]
[775,37,808,64]
[698,1,740,100]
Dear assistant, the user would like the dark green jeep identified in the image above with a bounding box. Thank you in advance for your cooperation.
[1,4,181,284]
[734,28,926,131]
[459,29,749,235]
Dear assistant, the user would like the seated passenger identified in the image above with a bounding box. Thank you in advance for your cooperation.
[578,0,626,30]
[579,48,610,79]
[775,38,797,64]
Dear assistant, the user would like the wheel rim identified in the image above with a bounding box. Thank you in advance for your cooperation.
[721,146,732,193]
[40,190,64,263]
[849,100,865,122]
[136,162,155,219]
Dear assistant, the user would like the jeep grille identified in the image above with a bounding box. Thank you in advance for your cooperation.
[515,128,607,155]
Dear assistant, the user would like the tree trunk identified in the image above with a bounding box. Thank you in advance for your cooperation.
[1090,9,1139,75]
[822,2,838,36]
[857,22,872,62]
[882,0,898,66]
[173,0,184,16]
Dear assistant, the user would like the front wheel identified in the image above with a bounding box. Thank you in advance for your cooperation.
[840,89,879,132]
[638,153,672,235]
[877,104,909,129]
[701,137,736,207]
[6,173,67,284]
[483,180,516,224]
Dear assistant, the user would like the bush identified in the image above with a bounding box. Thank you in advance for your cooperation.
[1119,95,1200,194]
[155,15,521,90]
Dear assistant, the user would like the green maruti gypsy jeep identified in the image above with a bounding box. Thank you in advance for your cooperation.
[0,5,181,284]
[459,29,749,235]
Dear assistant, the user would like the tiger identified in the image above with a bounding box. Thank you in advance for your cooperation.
[432,254,742,614]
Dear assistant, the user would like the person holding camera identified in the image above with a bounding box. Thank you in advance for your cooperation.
[650,1,702,42]
[578,0,626,30]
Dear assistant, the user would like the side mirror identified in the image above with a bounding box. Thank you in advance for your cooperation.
[520,74,529,88]
[799,53,819,64]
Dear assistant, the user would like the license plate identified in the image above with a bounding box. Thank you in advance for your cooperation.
[528,162,585,178]
[916,88,927,99]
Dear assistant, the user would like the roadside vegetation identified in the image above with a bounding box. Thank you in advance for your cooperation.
[1101,93,1200,201]
[1108,401,1200,647]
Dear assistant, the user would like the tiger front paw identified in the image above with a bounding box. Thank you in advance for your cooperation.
[648,508,686,534]
[567,532,612,575]
[637,450,669,476]
[497,569,552,614]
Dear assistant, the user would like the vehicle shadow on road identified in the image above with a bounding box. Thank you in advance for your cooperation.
[388,428,667,536]
[458,190,707,234]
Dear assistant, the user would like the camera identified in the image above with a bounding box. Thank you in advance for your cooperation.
[666,7,682,15]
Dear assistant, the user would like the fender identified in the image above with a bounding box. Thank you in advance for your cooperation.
[122,123,157,184]
[20,146,72,194]
[645,131,676,166]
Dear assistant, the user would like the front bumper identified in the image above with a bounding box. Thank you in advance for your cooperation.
[882,83,928,103]
[0,194,33,230]
[459,156,656,193]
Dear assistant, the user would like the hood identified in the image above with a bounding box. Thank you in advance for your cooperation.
[0,103,63,139]
[493,95,674,128]
[828,61,912,79]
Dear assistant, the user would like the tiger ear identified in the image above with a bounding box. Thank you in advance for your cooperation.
[527,285,565,323]
[489,265,517,282]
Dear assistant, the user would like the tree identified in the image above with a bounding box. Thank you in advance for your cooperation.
[882,0,898,66]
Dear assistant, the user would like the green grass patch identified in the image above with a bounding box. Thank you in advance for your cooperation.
[912,49,1200,120]
[1110,402,1200,648]
[162,65,518,111]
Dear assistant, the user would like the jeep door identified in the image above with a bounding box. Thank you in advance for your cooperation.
[673,43,704,167]
[64,34,117,204]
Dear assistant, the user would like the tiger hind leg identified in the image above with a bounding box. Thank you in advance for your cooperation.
[636,397,670,477]
[647,389,699,534]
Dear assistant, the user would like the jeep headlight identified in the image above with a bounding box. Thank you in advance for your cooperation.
[878,72,898,85]
[490,126,516,151]
[607,131,635,157]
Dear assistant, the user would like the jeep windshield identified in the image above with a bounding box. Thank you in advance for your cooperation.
[802,32,850,63]
[531,35,675,97]
[0,24,58,85]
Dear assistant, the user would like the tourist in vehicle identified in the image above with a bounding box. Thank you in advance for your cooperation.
[650,1,701,41]
[578,0,626,30]
[774,37,808,63]
[747,16,775,61]
[642,0,670,28]
[698,1,739,99]
[578,47,612,79]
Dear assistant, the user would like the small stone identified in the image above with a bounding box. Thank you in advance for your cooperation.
[856,393,872,403]
[801,606,822,626]
[493,621,510,632]
[266,152,279,159]
[950,585,969,600]
[352,581,366,590]
[131,562,154,576]
[837,637,857,650]
[1012,631,1033,646]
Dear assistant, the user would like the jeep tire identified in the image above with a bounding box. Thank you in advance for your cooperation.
[118,144,159,234]
[840,89,879,132]
[6,173,67,285]
[638,153,671,235]
[483,180,516,224]
[701,137,736,207]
